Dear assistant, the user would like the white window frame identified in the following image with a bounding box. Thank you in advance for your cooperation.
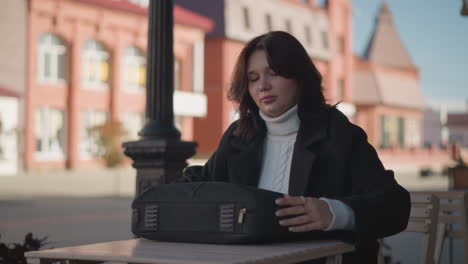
[321,30,329,49]
[34,106,66,161]
[37,33,67,84]
[265,14,273,32]
[285,19,292,33]
[128,0,149,7]
[122,46,146,93]
[242,6,251,30]
[304,25,312,45]
[82,40,110,90]
[122,112,144,141]
[192,40,205,93]
[79,110,108,160]
[174,58,181,91]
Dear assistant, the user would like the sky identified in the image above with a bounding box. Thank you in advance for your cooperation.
[350,0,468,113]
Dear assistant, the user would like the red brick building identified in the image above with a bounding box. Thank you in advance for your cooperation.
[24,0,213,169]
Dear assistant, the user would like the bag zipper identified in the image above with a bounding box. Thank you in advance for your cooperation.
[238,208,247,224]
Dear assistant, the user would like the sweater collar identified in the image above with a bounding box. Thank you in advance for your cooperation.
[259,105,300,136]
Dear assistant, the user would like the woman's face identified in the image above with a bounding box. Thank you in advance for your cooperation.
[247,50,299,118]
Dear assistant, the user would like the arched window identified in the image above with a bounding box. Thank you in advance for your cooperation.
[82,40,110,88]
[122,46,146,92]
[37,33,67,83]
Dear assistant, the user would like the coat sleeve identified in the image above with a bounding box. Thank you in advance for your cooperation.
[339,125,411,242]
[178,122,238,183]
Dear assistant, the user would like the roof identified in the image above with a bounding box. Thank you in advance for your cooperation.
[447,113,468,127]
[354,71,425,110]
[0,85,20,98]
[363,2,415,69]
[74,0,215,32]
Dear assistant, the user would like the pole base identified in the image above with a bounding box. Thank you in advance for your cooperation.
[123,138,197,196]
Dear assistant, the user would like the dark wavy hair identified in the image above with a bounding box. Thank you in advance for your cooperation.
[228,31,327,141]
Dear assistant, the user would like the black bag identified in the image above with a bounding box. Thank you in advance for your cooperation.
[131,182,300,244]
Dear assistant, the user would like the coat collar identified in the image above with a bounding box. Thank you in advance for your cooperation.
[288,110,329,195]
[228,130,265,186]
[228,108,331,194]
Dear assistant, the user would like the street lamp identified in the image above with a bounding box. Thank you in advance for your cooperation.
[463,0,468,16]
[123,0,197,196]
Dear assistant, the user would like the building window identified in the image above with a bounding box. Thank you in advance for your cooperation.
[174,58,181,91]
[122,46,146,92]
[175,115,183,131]
[321,30,329,49]
[380,115,391,149]
[285,19,292,33]
[37,33,67,84]
[336,78,344,101]
[192,40,205,93]
[128,0,149,7]
[122,112,144,141]
[82,40,110,89]
[304,25,312,45]
[80,110,107,159]
[265,14,273,31]
[449,134,464,145]
[397,117,405,148]
[407,118,421,148]
[34,107,66,160]
[242,7,251,30]
[338,36,345,54]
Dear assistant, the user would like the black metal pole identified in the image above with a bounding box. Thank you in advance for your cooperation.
[123,0,197,196]
[139,0,180,139]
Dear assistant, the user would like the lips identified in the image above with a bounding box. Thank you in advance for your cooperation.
[261,96,276,104]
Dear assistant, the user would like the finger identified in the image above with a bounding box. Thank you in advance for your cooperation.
[288,222,323,232]
[276,205,305,217]
[275,195,306,206]
[278,214,309,227]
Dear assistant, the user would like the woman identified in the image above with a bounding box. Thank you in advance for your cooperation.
[184,31,410,263]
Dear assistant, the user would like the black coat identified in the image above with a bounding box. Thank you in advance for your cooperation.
[184,107,410,263]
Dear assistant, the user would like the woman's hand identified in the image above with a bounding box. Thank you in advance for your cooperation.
[275,195,333,232]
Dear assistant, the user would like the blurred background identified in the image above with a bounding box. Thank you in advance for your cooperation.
[0,0,467,263]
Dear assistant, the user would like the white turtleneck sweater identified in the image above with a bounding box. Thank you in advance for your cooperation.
[257,105,355,231]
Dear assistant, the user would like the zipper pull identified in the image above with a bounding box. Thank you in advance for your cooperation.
[238,208,247,224]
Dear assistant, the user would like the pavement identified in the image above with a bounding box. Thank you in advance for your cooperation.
[0,166,136,199]
[0,158,208,199]
[0,161,451,200]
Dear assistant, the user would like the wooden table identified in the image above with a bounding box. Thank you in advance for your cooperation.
[25,238,354,264]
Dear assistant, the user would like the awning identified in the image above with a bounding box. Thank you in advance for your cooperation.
[0,85,21,98]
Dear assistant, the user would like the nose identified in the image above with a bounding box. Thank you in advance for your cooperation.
[259,76,271,92]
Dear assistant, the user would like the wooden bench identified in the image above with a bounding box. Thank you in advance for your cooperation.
[379,193,439,264]
[428,191,468,264]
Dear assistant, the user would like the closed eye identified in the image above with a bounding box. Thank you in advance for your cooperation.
[248,73,259,82]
